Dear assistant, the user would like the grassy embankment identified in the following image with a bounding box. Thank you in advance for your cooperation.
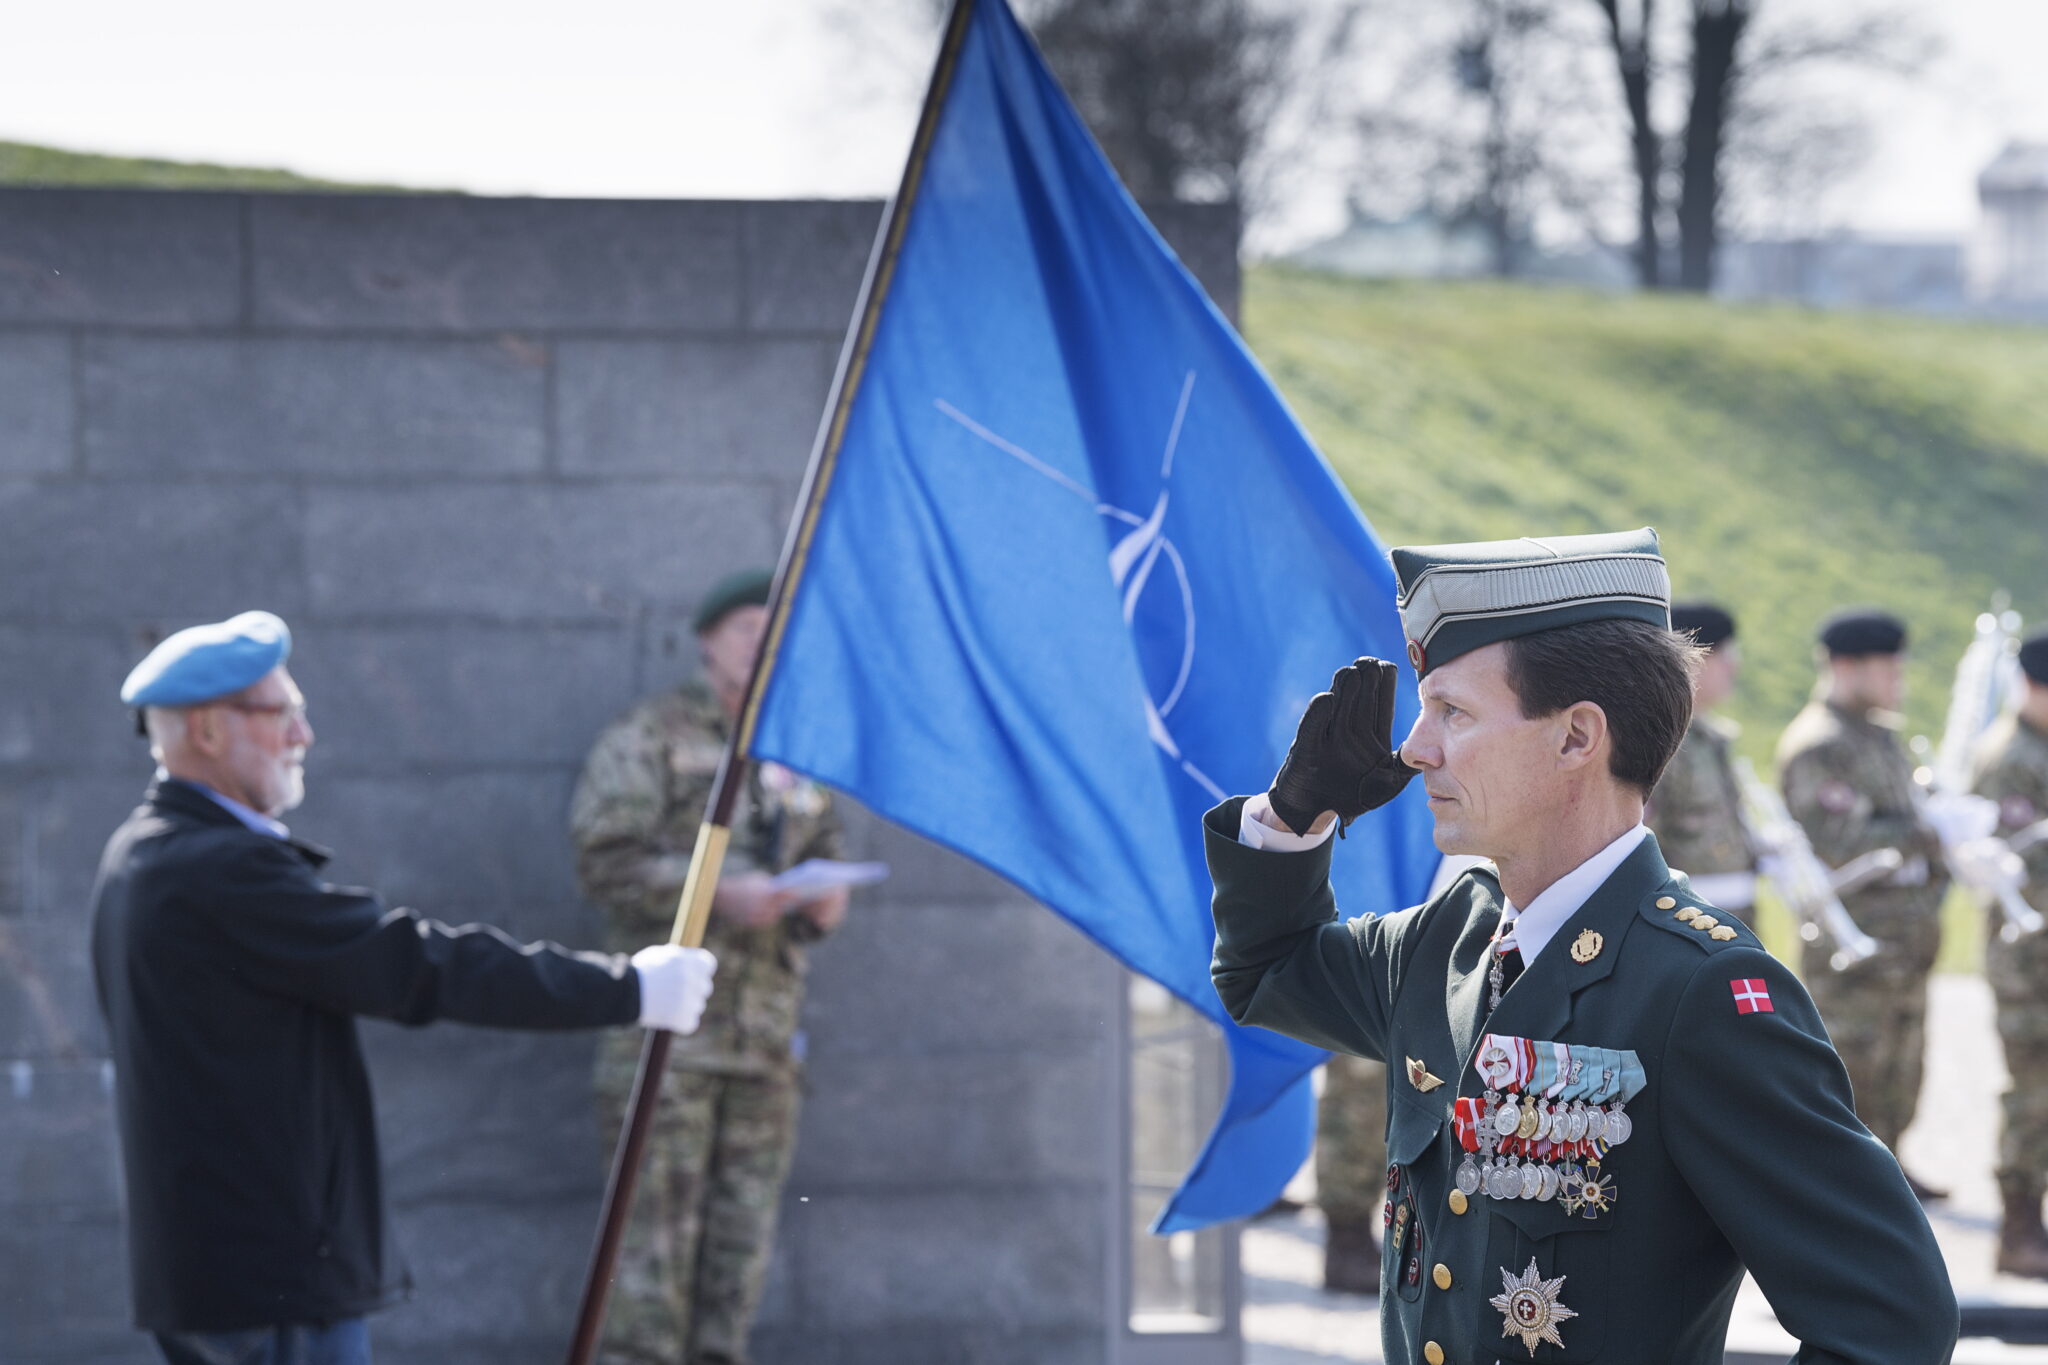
[1246,267,2048,973]
[0,139,409,191]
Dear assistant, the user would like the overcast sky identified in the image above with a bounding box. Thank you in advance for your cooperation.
[5,0,2045,254]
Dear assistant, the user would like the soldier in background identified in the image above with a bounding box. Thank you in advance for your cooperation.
[1972,629,2048,1278]
[1777,609,1951,1201]
[1315,1053,1386,1294]
[571,570,851,1365]
[1649,603,1759,924]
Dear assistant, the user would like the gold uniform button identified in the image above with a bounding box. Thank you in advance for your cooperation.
[1448,1188,1469,1215]
[1432,1262,1453,1290]
[1424,1342,1446,1365]
[1655,895,1677,910]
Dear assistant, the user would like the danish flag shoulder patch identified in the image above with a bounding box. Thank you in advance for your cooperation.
[1730,978,1774,1015]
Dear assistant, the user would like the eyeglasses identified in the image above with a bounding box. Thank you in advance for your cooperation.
[221,700,309,726]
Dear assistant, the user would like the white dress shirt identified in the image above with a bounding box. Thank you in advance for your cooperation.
[1237,792,1648,968]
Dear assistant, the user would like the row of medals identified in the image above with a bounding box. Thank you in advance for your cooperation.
[1456,1090,1633,1215]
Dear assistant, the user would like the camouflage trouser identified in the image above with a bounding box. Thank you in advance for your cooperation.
[1316,1053,1388,1223]
[1990,936,2048,1183]
[596,1047,801,1365]
[1803,948,1932,1151]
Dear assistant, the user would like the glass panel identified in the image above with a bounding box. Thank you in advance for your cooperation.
[1127,976,1227,1333]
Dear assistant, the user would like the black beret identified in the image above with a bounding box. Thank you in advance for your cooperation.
[1818,608,1907,657]
[1671,602,1736,649]
[691,568,775,635]
[2020,630,2048,685]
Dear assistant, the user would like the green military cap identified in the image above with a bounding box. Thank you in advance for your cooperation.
[691,568,775,635]
[1391,527,1671,677]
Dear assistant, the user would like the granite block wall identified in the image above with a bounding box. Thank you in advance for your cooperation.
[0,188,1239,1364]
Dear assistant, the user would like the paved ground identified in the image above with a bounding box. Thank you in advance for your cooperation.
[1244,974,2048,1363]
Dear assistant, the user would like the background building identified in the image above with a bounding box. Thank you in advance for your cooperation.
[1971,142,2048,306]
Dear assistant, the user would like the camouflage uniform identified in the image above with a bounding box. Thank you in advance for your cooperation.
[1315,1053,1387,1227]
[570,680,843,1365]
[1777,698,1949,1150]
[1648,714,1759,925]
[1972,713,2048,1184]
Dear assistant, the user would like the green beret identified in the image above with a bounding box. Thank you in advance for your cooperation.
[1817,608,1906,658]
[1391,528,1671,677]
[691,569,775,635]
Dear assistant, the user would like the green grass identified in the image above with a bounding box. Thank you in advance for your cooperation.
[0,139,419,192]
[1244,269,2048,973]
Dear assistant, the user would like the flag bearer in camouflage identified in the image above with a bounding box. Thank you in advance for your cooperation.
[1649,603,1760,925]
[1776,609,1951,1201]
[571,570,850,1365]
[1972,629,2048,1278]
[1316,1052,1387,1293]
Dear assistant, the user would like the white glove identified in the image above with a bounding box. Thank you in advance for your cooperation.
[1923,791,1998,847]
[1951,835,2026,892]
[631,945,717,1034]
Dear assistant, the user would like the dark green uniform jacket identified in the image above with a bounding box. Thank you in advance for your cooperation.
[1206,798,1955,1365]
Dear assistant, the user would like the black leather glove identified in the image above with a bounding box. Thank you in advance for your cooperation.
[1267,657,1416,837]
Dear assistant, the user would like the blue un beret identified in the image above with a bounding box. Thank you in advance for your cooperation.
[120,611,293,707]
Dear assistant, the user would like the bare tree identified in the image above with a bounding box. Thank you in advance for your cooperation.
[1347,0,1620,277]
[1027,0,1297,207]
[1587,0,1926,291]
[844,0,1360,245]
[1592,0,1663,286]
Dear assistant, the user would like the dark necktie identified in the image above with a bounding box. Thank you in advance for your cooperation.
[1496,944,1525,996]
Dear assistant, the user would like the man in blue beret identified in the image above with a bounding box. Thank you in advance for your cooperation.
[91,612,720,1365]
[1208,531,1955,1363]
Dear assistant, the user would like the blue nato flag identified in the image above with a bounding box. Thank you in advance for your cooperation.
[749,0,1440,1232]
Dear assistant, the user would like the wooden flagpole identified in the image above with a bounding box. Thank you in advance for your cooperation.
[562,3,979,1359]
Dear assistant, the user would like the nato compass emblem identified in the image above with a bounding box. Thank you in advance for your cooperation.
[1490,1257,1578,1356]
[936,372,1223,800]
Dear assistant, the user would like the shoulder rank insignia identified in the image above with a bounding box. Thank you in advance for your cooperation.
[1569,929,1603,964]
[1406,1057,1446,1093]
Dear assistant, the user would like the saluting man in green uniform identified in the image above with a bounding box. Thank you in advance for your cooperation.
[1207,529,1955,1364]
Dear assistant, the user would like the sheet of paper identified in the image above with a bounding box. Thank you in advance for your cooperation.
[769,859,891,896]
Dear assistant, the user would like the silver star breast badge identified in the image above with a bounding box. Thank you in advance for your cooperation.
[1490,1256,1578,1356]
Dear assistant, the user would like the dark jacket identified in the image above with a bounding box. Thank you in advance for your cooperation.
[1207,798,1957,1365]
[89,779,641,1332]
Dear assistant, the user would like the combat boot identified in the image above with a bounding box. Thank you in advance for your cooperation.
[1322,1214,1380,1296]
[1998,1173,2048,1280]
